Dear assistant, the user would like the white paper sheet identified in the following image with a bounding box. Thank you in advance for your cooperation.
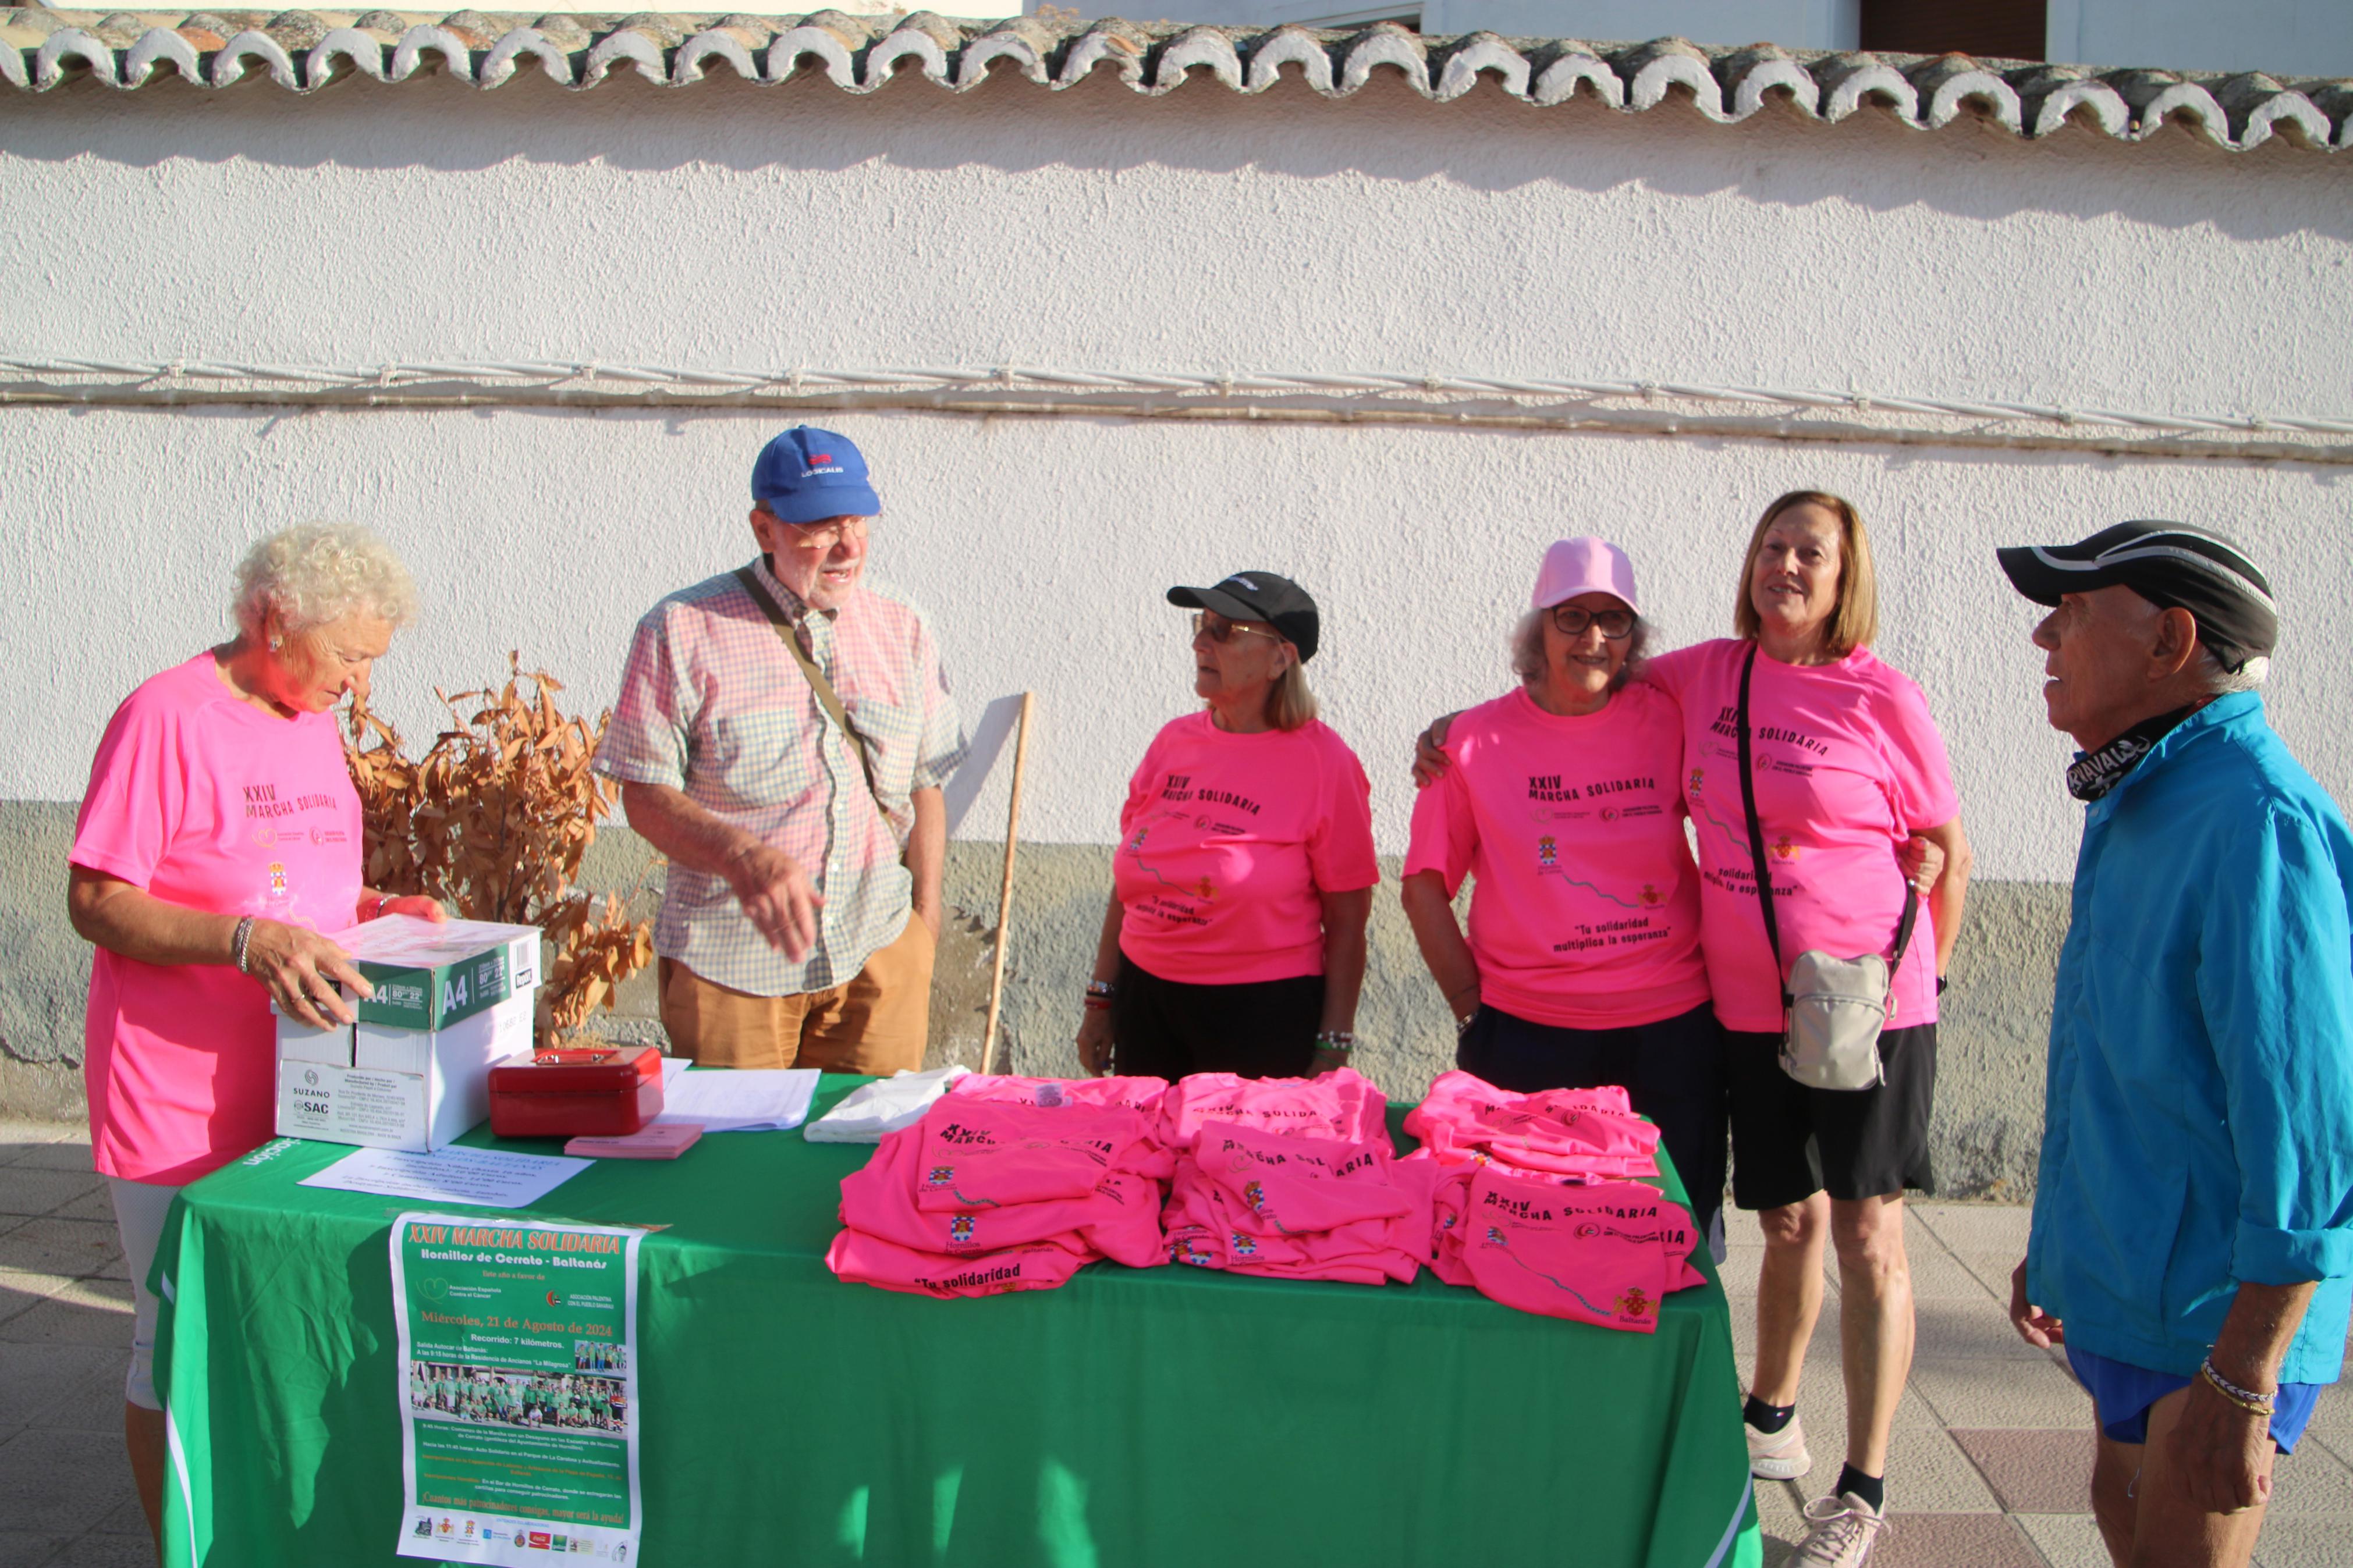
[652,1067,819,1132]
[299,1144,589,1209]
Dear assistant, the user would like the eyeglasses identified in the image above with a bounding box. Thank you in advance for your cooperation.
[1191,612,1283,646]
[772,514,873,550]
[1549,605,1637,639]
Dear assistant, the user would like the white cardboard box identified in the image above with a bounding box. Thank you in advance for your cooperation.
[275,991,535,1153]
[273,1007,354,1066]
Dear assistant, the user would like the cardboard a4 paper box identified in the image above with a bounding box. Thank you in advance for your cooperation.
[277,992,537,1153]
[274,915,544,1153]
[334,913,541,1030]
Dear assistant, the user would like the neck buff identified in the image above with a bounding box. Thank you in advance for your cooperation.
[2067,705,2202,802]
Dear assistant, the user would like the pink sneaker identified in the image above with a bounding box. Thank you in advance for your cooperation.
[1792,1491,1889,1567]
[1745,1412,1812,1481]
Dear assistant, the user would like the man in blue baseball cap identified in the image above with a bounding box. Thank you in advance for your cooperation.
[594,426,966,1071]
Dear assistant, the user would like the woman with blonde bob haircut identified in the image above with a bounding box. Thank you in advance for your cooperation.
[67,522,446,1552]
[1076,570,1377,1082]
[1642,488,1972,1565]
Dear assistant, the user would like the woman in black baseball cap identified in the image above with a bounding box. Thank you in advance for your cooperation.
[1074,572,1379,1080]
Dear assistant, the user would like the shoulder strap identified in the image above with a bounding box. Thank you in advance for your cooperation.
[733,566,881,801]
[1740,641,1923,986]
[1736,642,1786,1004]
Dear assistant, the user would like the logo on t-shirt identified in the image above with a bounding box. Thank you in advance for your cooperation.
[1536,835,1558,870]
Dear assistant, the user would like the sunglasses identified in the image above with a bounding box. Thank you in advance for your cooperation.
[1549,605,1637,639]
[1191,612,1283,646]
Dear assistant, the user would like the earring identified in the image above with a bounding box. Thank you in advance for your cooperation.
[269,637,282,652]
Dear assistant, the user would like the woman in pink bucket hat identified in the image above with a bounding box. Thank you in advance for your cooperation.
[1400,536,1727,1254]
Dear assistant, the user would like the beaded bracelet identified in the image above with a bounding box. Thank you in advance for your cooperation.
[1314,1030,1356,1054]
[231,916,257,975]
[2199,1356,2276,1417]
[1084,979,1116,999]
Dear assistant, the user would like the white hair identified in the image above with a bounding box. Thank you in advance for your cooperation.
[1511,609,1652,691]
[233,523,418,639]
[2199,648,2270,694]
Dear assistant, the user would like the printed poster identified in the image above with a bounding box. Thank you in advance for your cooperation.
[390,1213,643,1563]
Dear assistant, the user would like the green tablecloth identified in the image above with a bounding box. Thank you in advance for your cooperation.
[153,1076,1761,1567]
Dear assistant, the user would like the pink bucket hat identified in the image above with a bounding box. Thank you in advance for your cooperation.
[1530,537,1640,614]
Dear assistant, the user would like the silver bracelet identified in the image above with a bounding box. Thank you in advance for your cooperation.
[1084,979,1116,999]
[2199,1354,2276,1414]
[231,916,257,975]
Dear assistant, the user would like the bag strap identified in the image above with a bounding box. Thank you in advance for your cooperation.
[734,566,881,801]
[1735,643,1787,1007]
[1739,641,1922,990]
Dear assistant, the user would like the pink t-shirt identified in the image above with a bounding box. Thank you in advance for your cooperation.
[1460,1170,1707,1333]
[1644,641,1960,1034]
[1113,713,1379,985]
[1156,1068,1389,1152]
[1404,684,1708,1029]
[912,1099,1152,1214]
[1402,1071,1660,1180]
[71,655,365,1183]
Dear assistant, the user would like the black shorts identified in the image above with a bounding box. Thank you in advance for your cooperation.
[1723,1022,1936,1211]
[1108,954,1323,1080]
[1457,1001,1729,1258]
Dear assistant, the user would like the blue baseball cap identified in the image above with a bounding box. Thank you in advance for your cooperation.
[750,426,882,525]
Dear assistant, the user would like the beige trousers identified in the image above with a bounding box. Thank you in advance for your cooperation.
[658,916,935,1074]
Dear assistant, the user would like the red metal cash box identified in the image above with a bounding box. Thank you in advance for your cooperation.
[488,1044,665,1139]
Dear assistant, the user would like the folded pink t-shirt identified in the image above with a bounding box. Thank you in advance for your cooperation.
[1158,1068,1388,1151]
[1405,684,1709,1029]
[1404,1071,1660,1180]
[1644,641,1960,1033]
[1163,1165,1421,1285]
[824,1229,1094,1299]
[842,1126,1153,1257]
[70,655,365,1183]
[952,1073,1170,1119]
[1460,1169,1706,1333]
[913,1099,1151,1213]
[1113,713,1379,985]
[1197,1123,1412,1236]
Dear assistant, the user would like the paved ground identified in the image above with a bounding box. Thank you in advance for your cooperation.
[2,1119,2347,1566]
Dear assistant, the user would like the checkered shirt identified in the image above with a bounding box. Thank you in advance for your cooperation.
[594,557,966,997]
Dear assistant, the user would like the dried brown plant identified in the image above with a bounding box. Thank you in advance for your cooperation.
[346,655,654,1040]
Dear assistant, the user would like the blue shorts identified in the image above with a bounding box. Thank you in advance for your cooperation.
[2065,1345,2322,1453]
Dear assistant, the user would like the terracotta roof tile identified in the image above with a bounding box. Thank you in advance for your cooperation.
[3,8,2345,152]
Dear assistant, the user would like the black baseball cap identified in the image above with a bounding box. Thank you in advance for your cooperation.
[1996,521,2277,670]
[1166,571,1321,662]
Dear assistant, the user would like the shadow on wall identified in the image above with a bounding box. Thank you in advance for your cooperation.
[1,796,2065,1200]
[9,69,2344,241]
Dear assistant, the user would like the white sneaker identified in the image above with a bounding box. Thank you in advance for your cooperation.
[1791,1491,1889,1567]
[1745,1413,1812,1481]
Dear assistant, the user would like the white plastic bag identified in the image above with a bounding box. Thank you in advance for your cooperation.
[802,1065,970,1143]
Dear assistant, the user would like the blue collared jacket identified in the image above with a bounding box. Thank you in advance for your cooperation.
[2027,692,2353,1384]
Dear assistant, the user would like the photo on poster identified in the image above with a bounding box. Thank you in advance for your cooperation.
[390,1213,644,1564]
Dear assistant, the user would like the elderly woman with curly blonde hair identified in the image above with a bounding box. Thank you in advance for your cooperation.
[66,522,442,1547]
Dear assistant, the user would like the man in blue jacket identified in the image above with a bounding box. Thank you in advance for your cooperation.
[1999,522,2353,1568]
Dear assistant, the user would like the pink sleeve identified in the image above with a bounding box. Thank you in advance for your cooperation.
[70,689,186,889]
[1307,742,1380,894]
[1403,753,1474,895]
[1638,642,1702,704]
[1874,673,1961,830]
[592,608,692,790]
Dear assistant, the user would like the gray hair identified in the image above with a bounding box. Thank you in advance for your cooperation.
[233,523,418,639]
[2199,648,2270,694]
[1510,608,1652,692]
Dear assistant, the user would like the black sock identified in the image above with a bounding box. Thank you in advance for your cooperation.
[1742,1396,1795,1434]
[1834,1464,1884,1514]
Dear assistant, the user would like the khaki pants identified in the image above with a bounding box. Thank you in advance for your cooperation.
[658,917,935,1074]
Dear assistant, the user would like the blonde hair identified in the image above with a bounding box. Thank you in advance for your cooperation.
[1264,657,1319,731]
[233,522,418,639]
[1731,490,1877,656]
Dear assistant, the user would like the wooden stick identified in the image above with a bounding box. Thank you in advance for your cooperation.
[979,692,1035,1076]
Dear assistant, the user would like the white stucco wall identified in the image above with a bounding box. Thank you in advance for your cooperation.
[5,72,2350,889]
